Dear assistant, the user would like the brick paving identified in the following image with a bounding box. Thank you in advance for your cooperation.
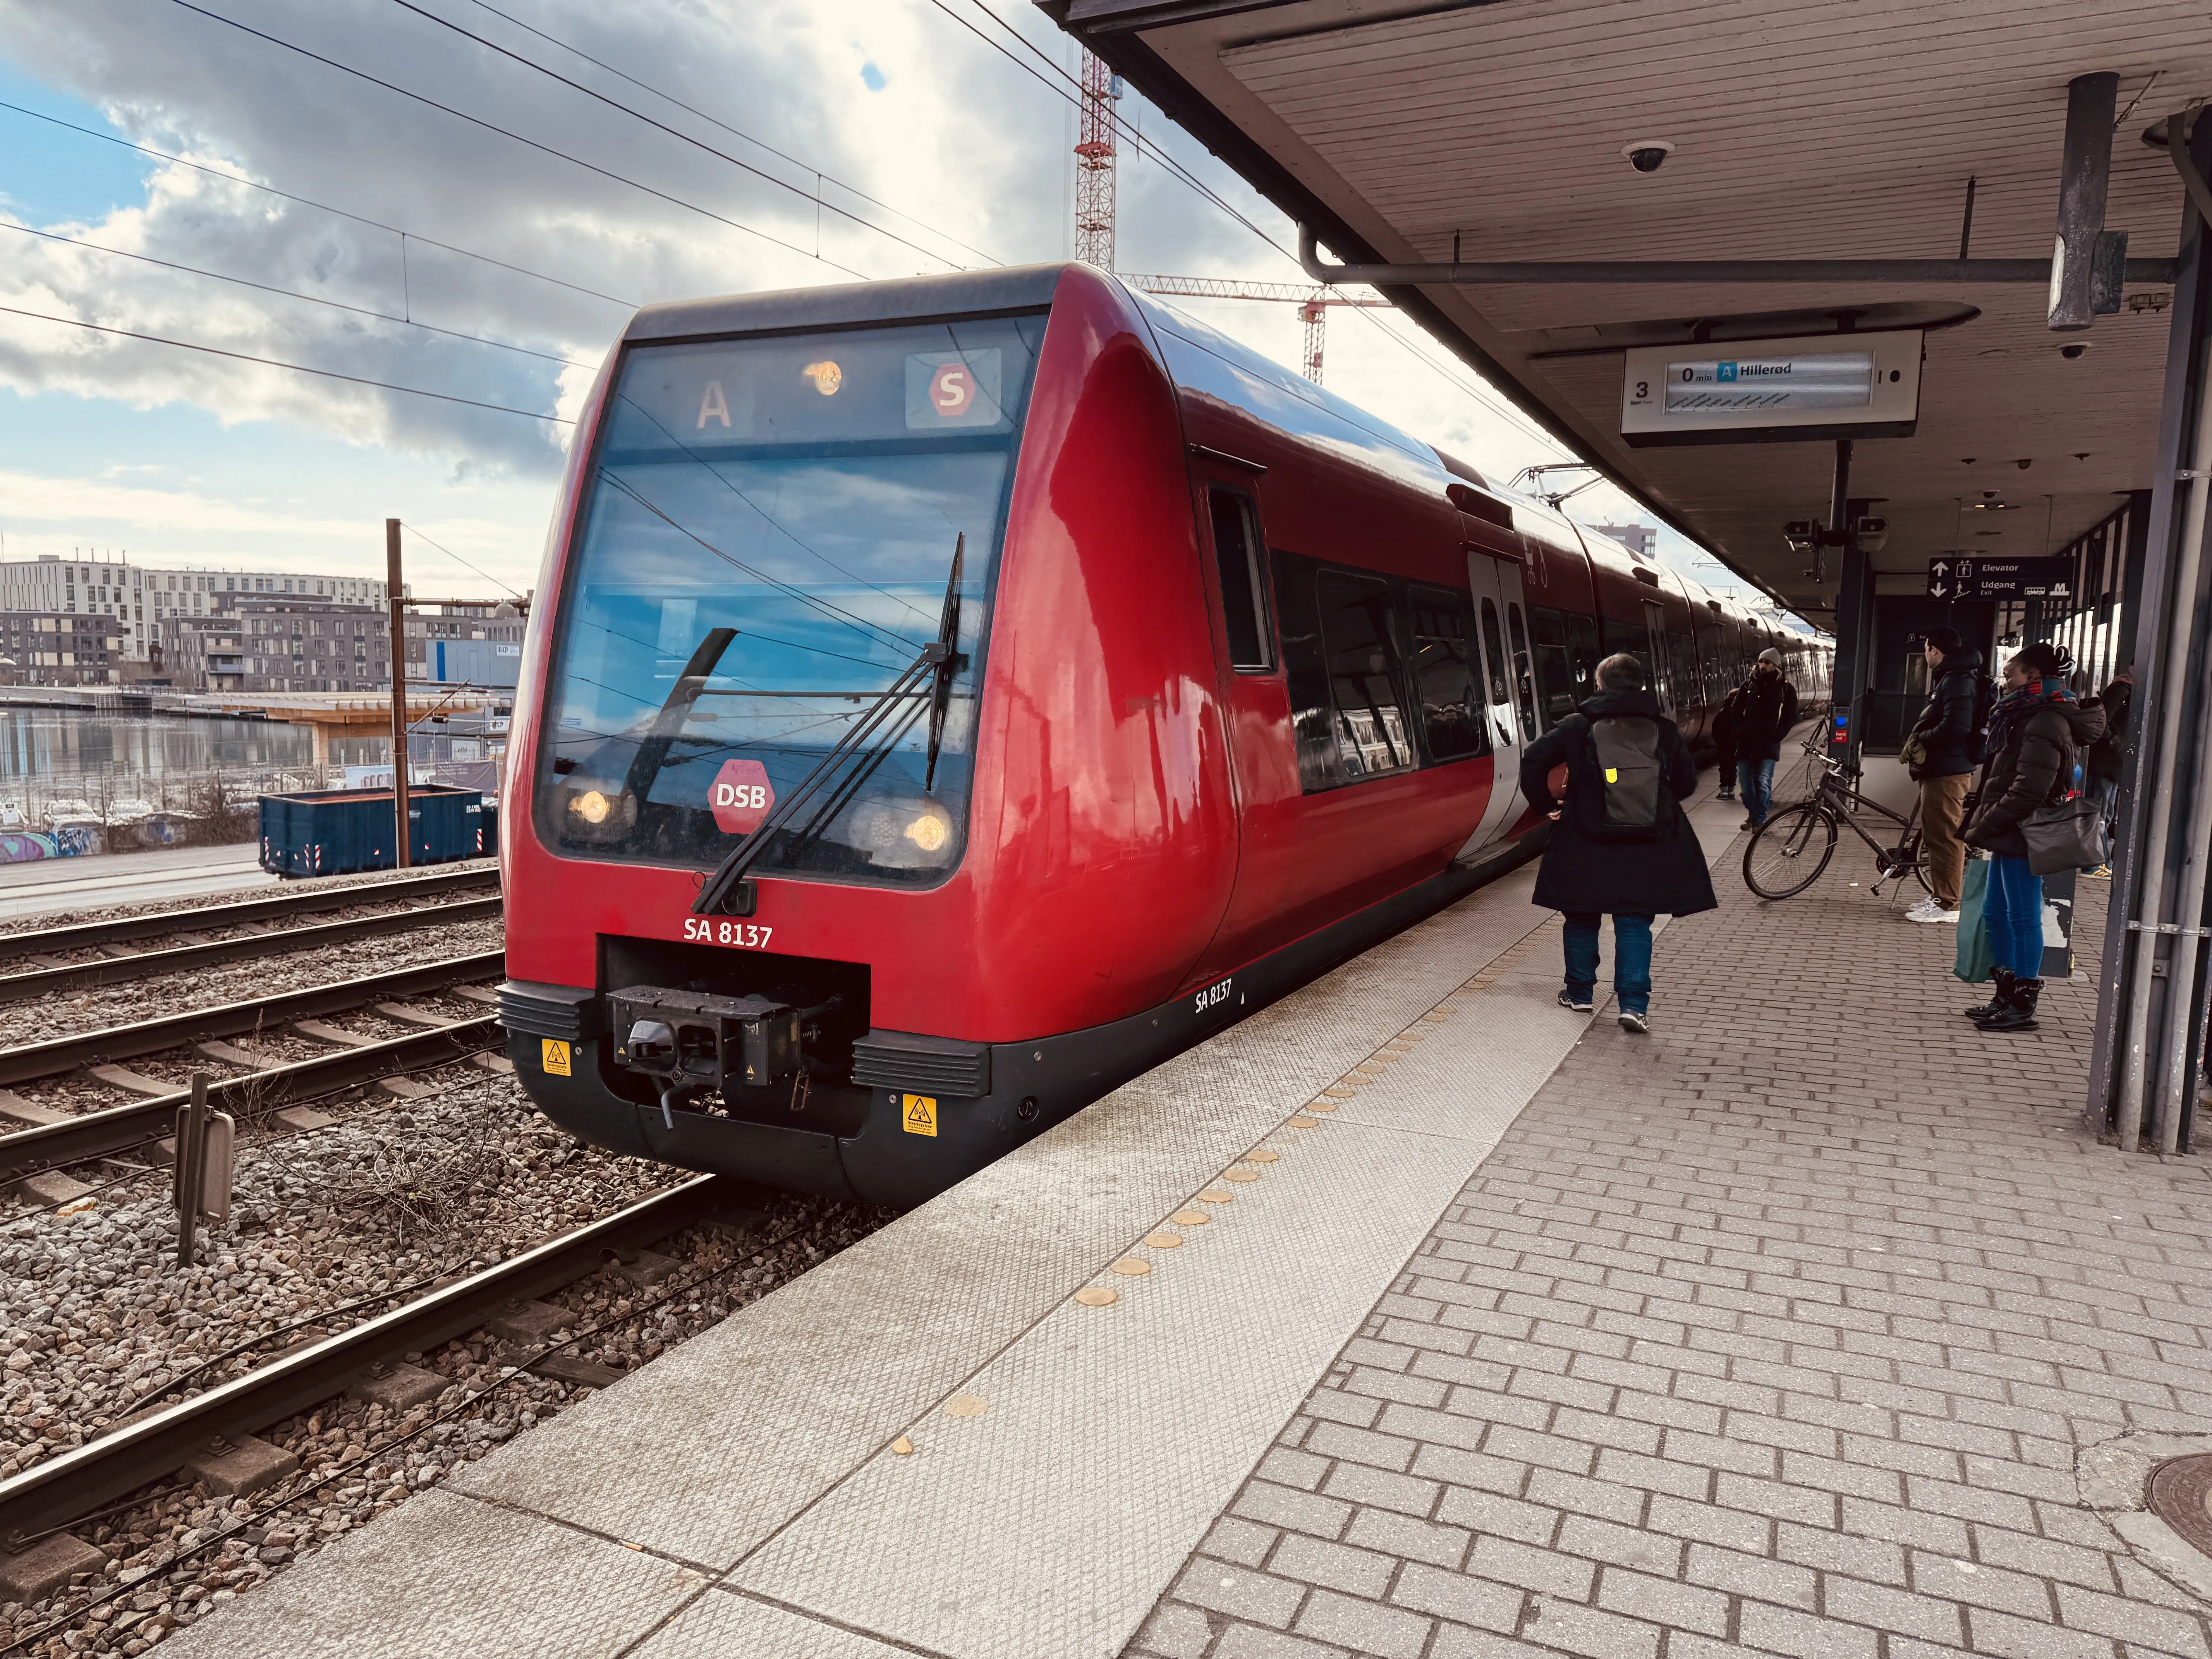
[1128,846,2212,1659]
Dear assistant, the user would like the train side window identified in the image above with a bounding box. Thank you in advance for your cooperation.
[1529,605,1577,723]
[1317,572,1415,779]
[1205,486,1273,671]
[1566,613,1600,703]
[1272,553,1336,791]
[1477,598,1512,709]
[1407,586,1486,762]
[1506,602,1542,737]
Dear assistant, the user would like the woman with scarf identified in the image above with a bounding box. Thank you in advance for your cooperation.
[1960,642,2106,1032]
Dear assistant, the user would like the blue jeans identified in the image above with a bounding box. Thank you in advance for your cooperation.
[1985,854,2045,976]
[1737,759,1776,824]
[1563,912,1655,1015]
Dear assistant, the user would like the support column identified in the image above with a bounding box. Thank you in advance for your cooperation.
[385,519,412,869]
[2091,113,2212,1154]
[1823,440,1874,764]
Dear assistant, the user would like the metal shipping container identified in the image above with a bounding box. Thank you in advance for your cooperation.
[259,784,487,878]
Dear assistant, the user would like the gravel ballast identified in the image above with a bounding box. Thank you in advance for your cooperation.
[0,1065,888,1655]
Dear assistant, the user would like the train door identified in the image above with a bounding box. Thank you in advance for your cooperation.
[1458,551,1527,856]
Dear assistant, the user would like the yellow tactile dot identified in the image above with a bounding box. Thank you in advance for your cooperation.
[1225,1168,1260,1183]
[1324,1085,1359,1098]
[1074,1286,1118,1306]
[1111,1258,1152,1276]
[1244,1148,1281,1163]
[1172,1209,1211,1225]
[1306,1101,1340,1114]
[1144,1231,1183,1249]
[1288,1115,1320,1129]
[943,1394,988,1418]
[891,1435,914,1455]
[1198,1188,1234,1204]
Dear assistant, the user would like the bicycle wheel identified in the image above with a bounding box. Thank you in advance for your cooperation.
[1743,803,1838,900]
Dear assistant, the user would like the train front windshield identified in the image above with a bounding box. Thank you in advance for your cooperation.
[537,315,1045,887]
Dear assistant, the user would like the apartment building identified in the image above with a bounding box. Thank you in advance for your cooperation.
[0,612,126,685]
[0,554,391,666]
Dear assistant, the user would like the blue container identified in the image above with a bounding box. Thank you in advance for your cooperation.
[259,785,487,878]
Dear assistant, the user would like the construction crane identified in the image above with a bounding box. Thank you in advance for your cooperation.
[1121,274,1391,385]
[1075,52,1119,270]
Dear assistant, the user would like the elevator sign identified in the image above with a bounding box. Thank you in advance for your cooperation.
[1621,329,1923,446]
[1926,557,2075,601]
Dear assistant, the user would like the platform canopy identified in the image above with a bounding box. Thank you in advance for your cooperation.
[1049,0,2212,620]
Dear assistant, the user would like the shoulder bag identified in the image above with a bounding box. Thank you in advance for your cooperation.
[2019,756,2107,876]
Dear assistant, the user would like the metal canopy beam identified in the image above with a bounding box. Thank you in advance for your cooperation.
[1296,224,2177,289]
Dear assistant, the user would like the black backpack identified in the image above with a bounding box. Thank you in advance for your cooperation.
[1565,713,1674,843]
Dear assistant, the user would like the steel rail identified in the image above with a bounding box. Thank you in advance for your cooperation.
[0,1017,500,1185]
[0,895,504,1006]
[0,864,498,963]
[0,950,505,1086]
[0,1174,764,1547]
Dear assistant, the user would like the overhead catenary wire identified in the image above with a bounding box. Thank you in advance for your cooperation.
[400,522,526,599]
[167,0,875,282]
[0,304,570,424]
[0,220,594,370]
[386,0,997,274]
[457,0,1006,270]
[0,99,636,311]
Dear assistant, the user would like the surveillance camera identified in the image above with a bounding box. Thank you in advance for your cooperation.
[1852,515,1889,553]
[1621,139,1676,173]
[2015,458,2033,470]
[2059,342,2091,359]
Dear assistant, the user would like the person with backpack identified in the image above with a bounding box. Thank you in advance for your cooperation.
[1521,652,1718,1034]
[1900,627,1986,924]
[1732,648,1800,829]
[1960,641,2106,1033]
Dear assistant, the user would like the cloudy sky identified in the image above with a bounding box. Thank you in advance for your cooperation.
[0,0,1714,601]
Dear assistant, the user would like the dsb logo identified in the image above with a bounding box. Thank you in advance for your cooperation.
[709,759,774,835]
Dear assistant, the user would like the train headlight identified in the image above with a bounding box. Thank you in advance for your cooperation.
[560,781,635,841]
[573,789,611,825]
[904,804,951,852]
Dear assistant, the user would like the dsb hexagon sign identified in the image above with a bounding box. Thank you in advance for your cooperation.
[709,759,773,835]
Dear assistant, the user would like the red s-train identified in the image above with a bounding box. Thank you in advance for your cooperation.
[497,264,1829,1207]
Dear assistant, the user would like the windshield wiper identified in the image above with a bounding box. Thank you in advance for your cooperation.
[693,536,967,917]
[925,534,963,792]
[622,627,738,804]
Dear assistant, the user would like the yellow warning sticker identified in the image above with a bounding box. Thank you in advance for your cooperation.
[902,1093,938,1137]
[1604,767,1619,783]
[541,1039,572,1077]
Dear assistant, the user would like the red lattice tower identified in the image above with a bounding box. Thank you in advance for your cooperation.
[1074,51,1117,270]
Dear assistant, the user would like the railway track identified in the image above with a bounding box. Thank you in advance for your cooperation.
[0,867,500,1004]
[0,950,507,1194]
[0,1175,766,1550]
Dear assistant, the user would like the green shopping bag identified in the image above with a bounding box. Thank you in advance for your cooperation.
[1954,857,1994,984]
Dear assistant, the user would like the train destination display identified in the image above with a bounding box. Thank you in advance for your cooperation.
[1620,329,1923,446]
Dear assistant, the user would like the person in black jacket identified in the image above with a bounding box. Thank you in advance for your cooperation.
[1902,628,1984,924]
[2083,664,2132,877]
[1521,653,1718,1035]
[1732,648,1800,829]
[1960,641,2106,1033]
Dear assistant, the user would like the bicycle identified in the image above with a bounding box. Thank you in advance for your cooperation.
[1742,754,1929,902]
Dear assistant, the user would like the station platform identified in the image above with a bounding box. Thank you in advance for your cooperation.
[0,843,275,920]
[165,784,2212,1659]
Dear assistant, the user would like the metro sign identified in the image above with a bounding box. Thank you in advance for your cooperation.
[709,758,773,836]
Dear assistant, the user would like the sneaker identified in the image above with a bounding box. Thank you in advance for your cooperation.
[1558,987,1594,1013]
[2083,865,2112,879]
[1740,817,1756,830]
[1716,789,1736,800]
[1618,1008,1650,1034]
[1907,903,1961,924]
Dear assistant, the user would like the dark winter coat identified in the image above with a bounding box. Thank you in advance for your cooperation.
[1730,672,1800,762]
[1963,694,2108,860]
[1906,649,1985,780]
[1520,689,1719,918]
[1711,685,1741,773]
[2087,675,2132,783]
